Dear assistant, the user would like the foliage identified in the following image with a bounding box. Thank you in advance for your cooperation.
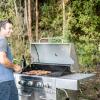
[39,2,63,37]
[68,0,100,66]
[0,0,15,20]
[70,0,100,40]
[0,0,100,67]
[39,0,100,66]
[0,0,29,64]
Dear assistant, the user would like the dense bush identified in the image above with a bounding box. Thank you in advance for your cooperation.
[0,0,100,66]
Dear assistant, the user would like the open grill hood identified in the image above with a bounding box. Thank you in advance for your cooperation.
[30,43,79,72]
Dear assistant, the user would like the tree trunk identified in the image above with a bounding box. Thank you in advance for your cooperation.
[13,0,18,17]
[62,0,66,43]
[28,0,32,42]
[35,0,39,42]
[24,0,28,32]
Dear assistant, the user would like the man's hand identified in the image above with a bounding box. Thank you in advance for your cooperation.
[13,64,22,73]
[0,51,22,73]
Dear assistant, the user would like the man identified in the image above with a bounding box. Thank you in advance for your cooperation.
[0,20,22,100]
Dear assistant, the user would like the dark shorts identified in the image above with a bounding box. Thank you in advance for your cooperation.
[0,80,18,100]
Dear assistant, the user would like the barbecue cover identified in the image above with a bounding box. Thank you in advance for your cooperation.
[30,43,75,64]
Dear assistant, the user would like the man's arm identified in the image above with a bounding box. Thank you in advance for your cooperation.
[0,51,22,73]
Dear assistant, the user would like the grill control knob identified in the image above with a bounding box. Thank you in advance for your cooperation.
[44,83,51,88]
[47,83,50,88]
[27,81,33,86]
[18,80,25,85]
[36,82,43,88]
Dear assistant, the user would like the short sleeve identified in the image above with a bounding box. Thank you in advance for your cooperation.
[0,39,7,52]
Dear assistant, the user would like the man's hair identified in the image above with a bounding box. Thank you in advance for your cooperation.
[0,19,12,30]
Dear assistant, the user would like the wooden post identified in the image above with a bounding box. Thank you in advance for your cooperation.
[24,0,28,31]
[28,0,32,42]
[62,0,70,43]
[13,0,18,17]
[35,0,39,42]
[62,0,66,43]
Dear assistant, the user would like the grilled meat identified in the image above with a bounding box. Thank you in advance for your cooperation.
[23,70,51,75]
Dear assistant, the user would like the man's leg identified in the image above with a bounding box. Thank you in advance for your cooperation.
[0,81,10,100]
[9,81,19,100]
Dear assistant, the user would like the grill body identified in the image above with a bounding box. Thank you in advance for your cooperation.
[14,43,95,100]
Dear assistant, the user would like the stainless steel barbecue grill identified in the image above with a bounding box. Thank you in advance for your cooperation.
[14,43,95,100]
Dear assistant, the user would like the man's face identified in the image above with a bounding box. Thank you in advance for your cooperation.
[1,23,13,37]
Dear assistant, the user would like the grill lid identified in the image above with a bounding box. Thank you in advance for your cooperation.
[30,43,74,65]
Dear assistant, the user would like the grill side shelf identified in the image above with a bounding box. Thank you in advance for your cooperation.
[55,73,95,90]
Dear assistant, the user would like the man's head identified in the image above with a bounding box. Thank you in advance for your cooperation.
[0,20,13,37]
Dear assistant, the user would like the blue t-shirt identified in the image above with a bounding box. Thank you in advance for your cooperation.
[0,37,14,83]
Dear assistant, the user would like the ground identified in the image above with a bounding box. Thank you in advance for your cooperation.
[79,65,100,100]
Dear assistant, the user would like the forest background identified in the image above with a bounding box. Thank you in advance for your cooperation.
[0,0,100,66]
[0,0,100,99]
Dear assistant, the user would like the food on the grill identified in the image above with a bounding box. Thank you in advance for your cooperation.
[23,70,51,75]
